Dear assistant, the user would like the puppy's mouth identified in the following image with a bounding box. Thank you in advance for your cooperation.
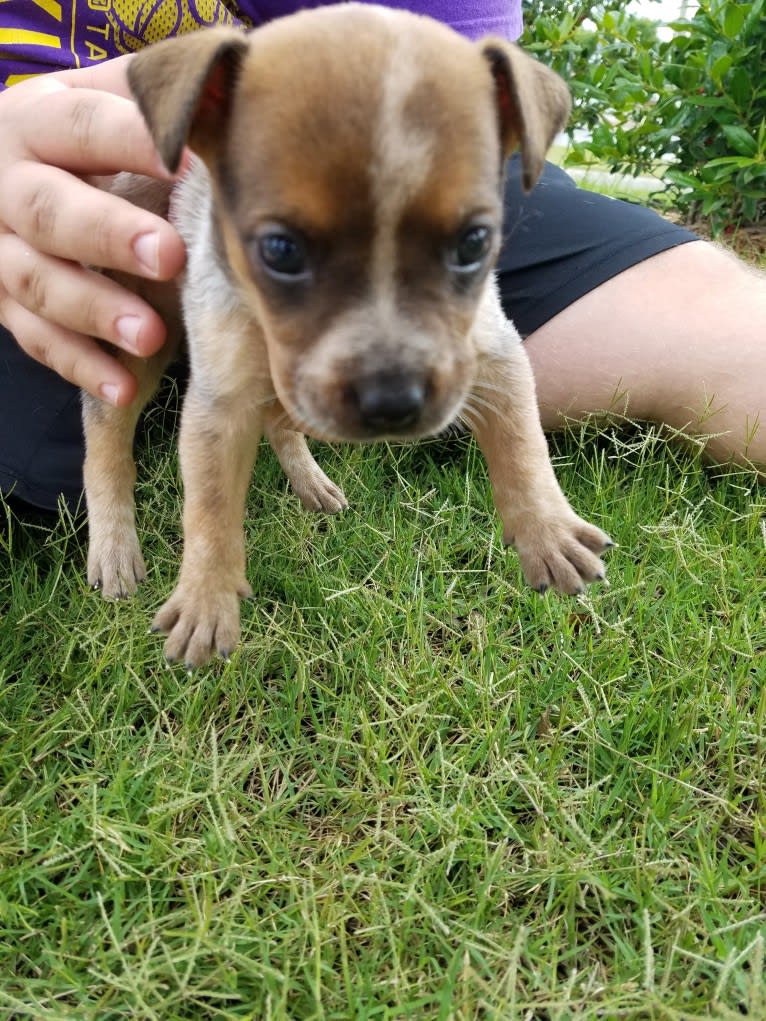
[264,310,478,443]
[278,369,471,444]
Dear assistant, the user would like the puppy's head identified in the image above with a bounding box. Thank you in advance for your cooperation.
[129,6,569,441]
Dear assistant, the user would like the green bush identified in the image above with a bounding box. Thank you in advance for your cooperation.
[522,0,766,232]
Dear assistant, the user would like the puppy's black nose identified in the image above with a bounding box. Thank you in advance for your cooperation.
[351,373,426,432]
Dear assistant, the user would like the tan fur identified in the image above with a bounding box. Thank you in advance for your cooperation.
[83,6,609,667]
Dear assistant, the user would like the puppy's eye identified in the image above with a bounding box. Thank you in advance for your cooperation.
[448,225,493,273]
[257,231,309,279]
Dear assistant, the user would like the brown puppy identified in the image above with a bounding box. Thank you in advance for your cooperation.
[82,5,612,668]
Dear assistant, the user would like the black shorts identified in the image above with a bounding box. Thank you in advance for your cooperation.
[0,157,697,513]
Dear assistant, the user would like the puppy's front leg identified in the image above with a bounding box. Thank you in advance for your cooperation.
[263,402,348,513]
[152,385,263,667]
[83,347,172,598]
[469,298,612,594]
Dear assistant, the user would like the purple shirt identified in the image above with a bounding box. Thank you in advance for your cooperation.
[0,2,522,91]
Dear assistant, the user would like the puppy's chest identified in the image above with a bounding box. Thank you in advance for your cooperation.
[171,167,247,319]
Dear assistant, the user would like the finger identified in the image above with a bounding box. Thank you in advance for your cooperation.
[18,55,137,105]
[0,163,185,280]
[14,82,173,179]
[0,298,140,407]
[0,235,169,356]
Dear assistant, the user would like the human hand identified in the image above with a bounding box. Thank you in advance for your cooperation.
[0,58,187,406]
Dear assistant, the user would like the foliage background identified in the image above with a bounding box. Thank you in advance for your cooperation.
[521,0,766,232]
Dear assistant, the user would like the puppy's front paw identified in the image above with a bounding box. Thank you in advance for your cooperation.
[506,511,612,595]
[88,527,146,599]
[267,426,348,513]
[151,576,252,668]
[291,465,348,514]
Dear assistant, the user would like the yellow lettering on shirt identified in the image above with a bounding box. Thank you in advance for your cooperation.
[84,40,107,60]
[29,0,63,21]
[0,29,62,48]
[3,73,42,87]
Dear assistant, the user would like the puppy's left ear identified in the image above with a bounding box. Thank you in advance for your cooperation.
[480,39,571,192]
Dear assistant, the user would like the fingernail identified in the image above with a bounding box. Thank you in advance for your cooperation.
[115,314,142,354]
[99,382,121,406]
[133,232,159,276]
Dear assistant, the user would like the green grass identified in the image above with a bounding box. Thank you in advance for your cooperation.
[1,411,765,1019]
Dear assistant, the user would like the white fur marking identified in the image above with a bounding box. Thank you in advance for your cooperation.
[370,33,435,309]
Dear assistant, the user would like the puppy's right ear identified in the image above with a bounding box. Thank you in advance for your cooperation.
[128,27,249,173]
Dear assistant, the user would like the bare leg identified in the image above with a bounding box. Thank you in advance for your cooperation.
[524,240,766,467]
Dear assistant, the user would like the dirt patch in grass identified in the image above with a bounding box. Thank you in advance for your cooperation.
[668,213,766,264]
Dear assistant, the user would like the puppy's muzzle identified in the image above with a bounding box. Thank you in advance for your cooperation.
[347,370,429,434]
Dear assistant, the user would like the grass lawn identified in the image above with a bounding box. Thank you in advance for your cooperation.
[1,396,764,1018]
